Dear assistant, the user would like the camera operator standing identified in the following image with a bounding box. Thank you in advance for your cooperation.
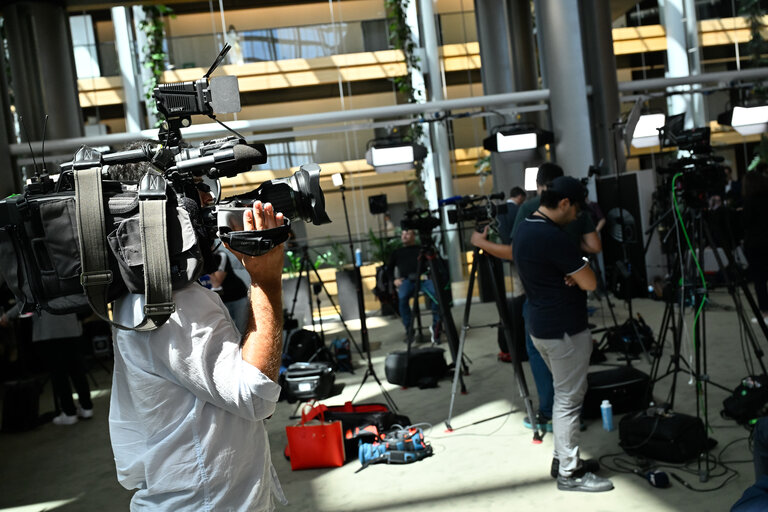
[109,201,288,510]
[743,164,768,324]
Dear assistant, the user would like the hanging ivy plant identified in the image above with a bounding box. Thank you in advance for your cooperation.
[138,5,174,127]
[385,0,428,207]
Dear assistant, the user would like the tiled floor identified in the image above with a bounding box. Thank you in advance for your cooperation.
[0,289,762,511]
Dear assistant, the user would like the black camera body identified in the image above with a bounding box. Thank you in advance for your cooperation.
[445,193,506,225]
[401,208,441,233]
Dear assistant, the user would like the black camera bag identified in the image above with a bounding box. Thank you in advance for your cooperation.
[721,375,768,425]
[0,167,203,331]
[619,410,708,463]
[283,362,335,401]
[384,346,447,388]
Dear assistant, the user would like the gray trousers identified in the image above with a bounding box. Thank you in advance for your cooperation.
[530,328,592,477]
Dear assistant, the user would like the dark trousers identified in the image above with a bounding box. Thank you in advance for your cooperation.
[37,337,93,416]
[745,245,768,312]
[523,300,554,419]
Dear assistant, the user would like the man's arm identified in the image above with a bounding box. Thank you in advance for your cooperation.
[580,231,602,254]
[229,201,284,382]
[565,263,597,291]
[470,226,513,261]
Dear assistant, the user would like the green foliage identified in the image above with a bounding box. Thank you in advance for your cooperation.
[313,241,350,270]
[138,5,175,128]
[385,0,427,207]
[739,0,768,101]
[474,155,492,191]
[368,229,402,264]
[282,250,303,277]
[748,134,768,171]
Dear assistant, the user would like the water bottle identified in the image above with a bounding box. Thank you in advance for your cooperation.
[354,248,362,267]
[601,400,614,431]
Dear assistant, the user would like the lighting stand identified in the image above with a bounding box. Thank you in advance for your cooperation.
[338,183,399,412]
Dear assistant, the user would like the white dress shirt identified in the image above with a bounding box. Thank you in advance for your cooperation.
[109,284,286,511]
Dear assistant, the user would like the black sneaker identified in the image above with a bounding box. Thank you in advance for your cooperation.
[551,458,601,479]
[556,472,613,492]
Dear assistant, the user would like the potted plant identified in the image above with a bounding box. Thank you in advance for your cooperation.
[314,241,360,320]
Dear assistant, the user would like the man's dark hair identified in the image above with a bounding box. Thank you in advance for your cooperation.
[536,162,564,187]
[540,188,568,209]
[509,186,526,198]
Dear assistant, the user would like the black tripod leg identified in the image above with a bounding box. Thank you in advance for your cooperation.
[426,252,466,383]
[446,248,480,431]
[484,252,542,443]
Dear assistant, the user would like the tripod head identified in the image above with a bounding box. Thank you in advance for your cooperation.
[401,208,441,243]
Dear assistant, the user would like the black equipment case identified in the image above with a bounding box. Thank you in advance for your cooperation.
[283,362,335,401]
[619,410,708,463]
[582,365,650,418]
[385,347,447,388]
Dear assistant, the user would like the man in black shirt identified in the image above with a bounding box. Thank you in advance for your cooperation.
[498,186,526,245]
[387,229,441,341]
[513,177,612,492]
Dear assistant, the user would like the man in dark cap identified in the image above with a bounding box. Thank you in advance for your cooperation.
[511,176,612,492]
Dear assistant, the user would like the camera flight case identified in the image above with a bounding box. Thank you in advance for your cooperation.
[283,362,335,401]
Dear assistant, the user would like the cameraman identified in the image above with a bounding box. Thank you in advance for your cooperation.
[109,200,287,510]
[388,229,441,342]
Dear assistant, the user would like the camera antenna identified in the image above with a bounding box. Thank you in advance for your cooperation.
[41,114,49,173]
[203,43,231,79]
[18,115,40,177]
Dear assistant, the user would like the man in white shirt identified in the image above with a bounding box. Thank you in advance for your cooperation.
[109,201,288,511]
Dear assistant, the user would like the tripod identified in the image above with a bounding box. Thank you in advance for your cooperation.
[445,242,542,442]
[649,185,768,482]
[405,222,466,387]
[286,245,365,366]
[336,183,399,412]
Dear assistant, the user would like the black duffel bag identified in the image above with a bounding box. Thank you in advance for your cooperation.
[721,375,768,425]
[619,409,708,463]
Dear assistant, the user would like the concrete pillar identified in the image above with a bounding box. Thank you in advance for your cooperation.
[474,0,539,194]
[418,0,462,282]
[112,6,145,132]
[581,0,622,176]
[536,0,594,178]
[3,1,83,149]
[659,0,706,129]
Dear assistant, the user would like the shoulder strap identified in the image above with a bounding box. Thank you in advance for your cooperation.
[74,166,174,331]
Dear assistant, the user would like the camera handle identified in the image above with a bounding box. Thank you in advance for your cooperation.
[219,222,292,256]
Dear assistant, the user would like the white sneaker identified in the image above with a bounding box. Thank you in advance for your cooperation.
[77,404,94,419]
[52,412,78,426]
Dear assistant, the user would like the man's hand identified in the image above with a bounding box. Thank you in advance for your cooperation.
[394,278,403,288]
[228,201,285,291]
[470,225,489,247]
[564,275,576,287]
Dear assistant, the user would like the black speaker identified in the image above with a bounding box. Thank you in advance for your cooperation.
[596,174,648,299]
[369,194,388,214]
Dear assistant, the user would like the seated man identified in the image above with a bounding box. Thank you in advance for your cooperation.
[387,229,441,342]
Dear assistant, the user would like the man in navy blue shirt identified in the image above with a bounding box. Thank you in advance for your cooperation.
[513,177,612,492]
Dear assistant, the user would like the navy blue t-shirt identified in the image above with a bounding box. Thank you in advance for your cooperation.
[513,214,589,339]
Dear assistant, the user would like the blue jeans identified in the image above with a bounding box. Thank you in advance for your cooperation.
[398,278,440,331]
[524,299,554,419]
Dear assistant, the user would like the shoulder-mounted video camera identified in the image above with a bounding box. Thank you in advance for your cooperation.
[401,208,441,234]
[0,44,331,330]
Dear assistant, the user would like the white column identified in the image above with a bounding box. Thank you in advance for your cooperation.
[659,0,706,129]
[112,6,144,132]
[132,6,159,128]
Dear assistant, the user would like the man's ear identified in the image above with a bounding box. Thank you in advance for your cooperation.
[558,198,571,211]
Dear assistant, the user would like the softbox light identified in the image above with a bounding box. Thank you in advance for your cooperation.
[718,106,768,136]
[366,141,427,173]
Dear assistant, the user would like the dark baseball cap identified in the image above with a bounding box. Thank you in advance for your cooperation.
[548,176,587,208]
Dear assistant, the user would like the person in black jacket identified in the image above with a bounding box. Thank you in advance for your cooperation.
[742,164,768,324]
[387,229,441,342]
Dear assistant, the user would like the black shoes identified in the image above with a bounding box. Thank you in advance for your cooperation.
[550,458,601,479]
[556,472,614,492]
